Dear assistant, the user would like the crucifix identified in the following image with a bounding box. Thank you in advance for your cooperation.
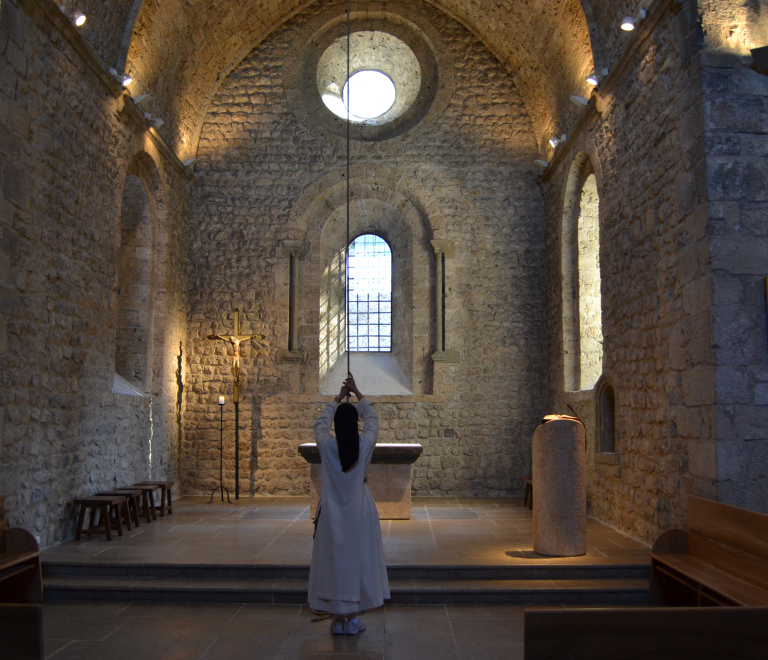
[207,308,265,499]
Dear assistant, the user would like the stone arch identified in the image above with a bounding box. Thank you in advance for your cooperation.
[115,151,167,392]
[595,374,617,454]
[562,152,603,392]
[578,0,606,72]
[291,166,450,395]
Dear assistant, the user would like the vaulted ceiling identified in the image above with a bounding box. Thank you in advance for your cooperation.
[76,0,654,161]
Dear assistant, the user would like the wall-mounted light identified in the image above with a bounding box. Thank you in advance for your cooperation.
[183,158,198,168]
[109,68,132,87]
[534,159,549,169]
[150,117,164,128]
[587,73,600,86]
[60,6,86,26]
[549,134,567,149]
[621,10,646,32]
[570,95,589,107]
[621,16,635,31]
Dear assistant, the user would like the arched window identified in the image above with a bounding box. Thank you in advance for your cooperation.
[562,156,603,391]
[348,234,392,352]
[116,174,154,388]
[596,377,616,454]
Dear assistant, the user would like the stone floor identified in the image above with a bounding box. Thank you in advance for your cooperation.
[42,602,526,660]
[43,496,649,566]
[40,497,650,658]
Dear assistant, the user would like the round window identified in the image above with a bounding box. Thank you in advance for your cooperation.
[316,31,421,127]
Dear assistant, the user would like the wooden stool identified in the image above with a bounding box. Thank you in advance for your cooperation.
[523,477,533,510]
[96,490,143,528]
[131,484,161,522]
[74,496,127,541]
[135,481,174,516]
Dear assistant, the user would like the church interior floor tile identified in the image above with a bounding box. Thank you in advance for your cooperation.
[43,496,649,567]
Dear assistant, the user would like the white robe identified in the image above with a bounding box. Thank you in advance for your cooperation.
[308,397,390,614]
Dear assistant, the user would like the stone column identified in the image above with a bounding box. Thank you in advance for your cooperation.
[277,240,305,364]
[430,239,459,363]
[532,418,586,556]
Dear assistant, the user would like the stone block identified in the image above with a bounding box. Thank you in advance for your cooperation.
[682,367,715,406]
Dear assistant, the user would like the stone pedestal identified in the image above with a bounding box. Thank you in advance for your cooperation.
[299,443,423,520]
[532,418,586,556]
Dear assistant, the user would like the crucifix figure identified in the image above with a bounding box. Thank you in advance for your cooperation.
[207,308,265,499]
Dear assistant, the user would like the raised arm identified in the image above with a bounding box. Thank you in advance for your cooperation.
[313,400,338,444]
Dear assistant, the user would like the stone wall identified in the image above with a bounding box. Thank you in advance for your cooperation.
[0,0,188,547]
[543,1,718,543]
[698,28,768,508]
[184,0,548,498]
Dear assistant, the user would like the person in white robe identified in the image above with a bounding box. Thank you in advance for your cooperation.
[308,374,390,635]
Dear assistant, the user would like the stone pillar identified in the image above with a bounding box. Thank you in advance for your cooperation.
[277,240,305,363]
[430,240,459,363]
[532,418,586,556]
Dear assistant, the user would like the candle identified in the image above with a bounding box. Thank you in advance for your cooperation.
[218,396,225,405]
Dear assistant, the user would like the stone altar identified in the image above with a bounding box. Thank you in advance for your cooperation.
[298,443,423,519]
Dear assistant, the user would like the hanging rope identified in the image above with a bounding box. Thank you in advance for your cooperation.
[345,0,351,384]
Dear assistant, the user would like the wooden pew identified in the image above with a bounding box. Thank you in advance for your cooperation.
[524,606,768,660]
[650,495,768,606]
[0,495,43,660]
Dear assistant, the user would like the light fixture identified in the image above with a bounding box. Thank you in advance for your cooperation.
[621,10,646,32]
[72,12,86,26]
[150,117,164,128]
[133,94,152,108]
[570,95,589,107]
[549,134,567,149]
[534,159,549,169]
[109,68,132,87]
[183,158,198,168]
[587,73,600,86]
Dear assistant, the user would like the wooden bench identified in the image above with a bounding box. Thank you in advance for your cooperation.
[134,481,174,517]
[524,606,768,660]
[650,495,768,607]
[96,489,143,528]
[523,476,533,510]
[74,496,128,541]
[131,484,161,522]
[0,495,44,660]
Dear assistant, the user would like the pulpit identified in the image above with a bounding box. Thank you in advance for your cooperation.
[298,443,423,519]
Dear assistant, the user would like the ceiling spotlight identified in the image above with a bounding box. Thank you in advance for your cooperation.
[587,73,600,86]
[109,68,132,87]
[534,159,549,169]
[621,16,635,31]
[150,117,164,128]
[72,12,86,26]
[570,95,589,107]
[549,134,567,149]
[183,158,198,168]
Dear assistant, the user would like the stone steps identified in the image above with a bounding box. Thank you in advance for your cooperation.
[42,562,649,606]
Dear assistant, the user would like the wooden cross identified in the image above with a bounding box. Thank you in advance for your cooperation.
[207,309,265,403]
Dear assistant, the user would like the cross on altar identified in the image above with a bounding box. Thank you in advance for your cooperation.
[207,309,265,499]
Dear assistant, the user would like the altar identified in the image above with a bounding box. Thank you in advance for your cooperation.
[298,443,423,519]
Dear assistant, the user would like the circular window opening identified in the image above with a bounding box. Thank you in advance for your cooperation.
[340,71,396,121]
[316,31,421,127]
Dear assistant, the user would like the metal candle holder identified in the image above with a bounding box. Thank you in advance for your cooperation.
[209,397,232,503]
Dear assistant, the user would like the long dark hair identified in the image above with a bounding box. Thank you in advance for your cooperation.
[334,402,359,472]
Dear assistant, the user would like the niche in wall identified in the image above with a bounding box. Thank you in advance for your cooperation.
[595,375,616,455]
[115,174,155,389]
